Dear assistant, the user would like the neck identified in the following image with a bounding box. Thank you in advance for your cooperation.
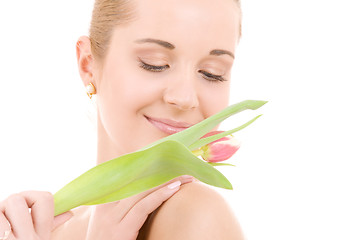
[96,117,127,165]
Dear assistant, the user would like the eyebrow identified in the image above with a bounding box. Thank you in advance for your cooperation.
[135,38,235,59]
[134,38,175,50]
[210,49,235,59]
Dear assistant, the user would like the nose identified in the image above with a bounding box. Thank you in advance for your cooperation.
[163,77,199,111]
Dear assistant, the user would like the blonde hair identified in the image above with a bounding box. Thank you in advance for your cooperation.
[89,0,242,61]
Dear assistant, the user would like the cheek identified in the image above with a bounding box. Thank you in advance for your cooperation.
[97,66,163,132]
[201,81,230,118]
[103,56,166,107]
[99,65,147,110]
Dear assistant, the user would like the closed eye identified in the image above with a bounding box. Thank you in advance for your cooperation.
[198,70,227,82]
[139,59,169,72]
[138,58,226,83]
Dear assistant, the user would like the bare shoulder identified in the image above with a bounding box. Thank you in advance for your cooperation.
[143,181,245,240]
[51,205,91,240]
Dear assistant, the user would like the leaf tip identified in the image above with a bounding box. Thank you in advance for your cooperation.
[247,100,268,110]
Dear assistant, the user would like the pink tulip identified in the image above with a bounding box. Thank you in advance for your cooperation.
[194,131,241,162]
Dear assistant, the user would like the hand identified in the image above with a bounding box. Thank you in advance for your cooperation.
[85,175,194,240]
[0,191,73,240]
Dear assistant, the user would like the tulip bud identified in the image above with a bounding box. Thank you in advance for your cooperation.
[199,131,241,162]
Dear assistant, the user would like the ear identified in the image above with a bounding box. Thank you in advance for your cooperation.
[76,36,96,88]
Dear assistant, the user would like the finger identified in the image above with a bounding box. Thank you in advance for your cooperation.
[0,203,12,240]
[22,191,55,239]
[0,212,11,238]
[90,175,193,224]
[1,191,55,239]
[120,180,182,229]
[52,211,74,231]
[115,175,193,221]
[119,175,193,204]
[0,211,9,230]
[2,193,34,238]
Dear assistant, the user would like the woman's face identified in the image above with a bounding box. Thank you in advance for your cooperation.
[93,0,240,162]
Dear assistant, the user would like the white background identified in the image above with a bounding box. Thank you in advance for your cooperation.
[0,0,341,239]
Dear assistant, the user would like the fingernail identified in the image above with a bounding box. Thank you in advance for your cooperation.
[183,175,194,182]
[183,175,193,178]
[168,180,181,189]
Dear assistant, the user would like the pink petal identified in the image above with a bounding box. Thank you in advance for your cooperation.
[202,136,241,162]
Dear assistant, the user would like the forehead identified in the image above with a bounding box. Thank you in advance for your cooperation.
[117,0,240,49]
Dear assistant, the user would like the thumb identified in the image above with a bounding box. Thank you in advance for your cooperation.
[52,211,74,231]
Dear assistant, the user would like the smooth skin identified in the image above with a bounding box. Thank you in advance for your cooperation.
[0,0,244,239]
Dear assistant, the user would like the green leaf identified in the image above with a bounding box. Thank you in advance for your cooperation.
[53,100,267,216]
[140,100,267,151]
[188,115,262,151]
[208,162,236,167]
[54,140,232,216]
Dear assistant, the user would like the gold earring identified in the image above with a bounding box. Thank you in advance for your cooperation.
[86,82,96,99]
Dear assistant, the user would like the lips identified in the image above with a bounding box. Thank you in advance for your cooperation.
[145,115,194,135]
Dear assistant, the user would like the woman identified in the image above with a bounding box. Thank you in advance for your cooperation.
[0,0,244,239]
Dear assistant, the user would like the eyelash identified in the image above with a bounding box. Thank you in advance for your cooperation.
[198,70,227,82]
[139,60,169,72]
[138,60,227,83]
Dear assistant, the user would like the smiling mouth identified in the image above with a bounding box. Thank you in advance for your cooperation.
[144,115,191,135]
